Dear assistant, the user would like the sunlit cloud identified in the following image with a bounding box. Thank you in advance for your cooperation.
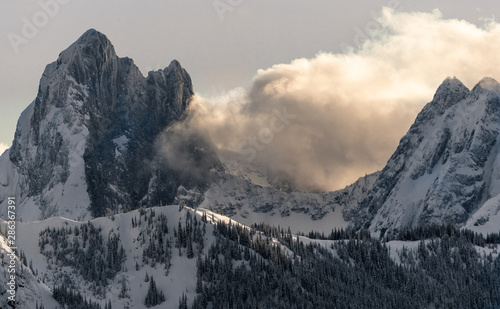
[175,8,500,192]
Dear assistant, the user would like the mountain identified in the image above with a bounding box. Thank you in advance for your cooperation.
[6,28,500,248]
[0,29,219,221]
[351,77,500,237]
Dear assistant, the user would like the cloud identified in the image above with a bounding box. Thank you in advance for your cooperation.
[155,120,221,185]
[0,143,9,155]
[177,8,500,192]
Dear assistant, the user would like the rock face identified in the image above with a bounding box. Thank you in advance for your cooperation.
[1,29,219,220]
[351,77,500,237]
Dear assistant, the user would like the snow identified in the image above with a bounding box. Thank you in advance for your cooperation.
[386,239,500,265]
[210,206,348,234]
[386,240,421,264]
[8,206,215,308]
[465,194,500,235]
[113,135,129,158]
[5,204,351,308]
[198,171,378,236]
[0,71,93,221]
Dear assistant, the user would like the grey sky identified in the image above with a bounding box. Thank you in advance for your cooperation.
[0,0,498,149]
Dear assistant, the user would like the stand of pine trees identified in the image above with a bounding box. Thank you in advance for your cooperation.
[52,285,110,309]
[191,220,500,309]
[39,222,126,294]
[145,276,165,307]
[35,207,500,308]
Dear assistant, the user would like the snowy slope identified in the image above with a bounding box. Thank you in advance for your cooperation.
[6,204,500,308]
[12,205,319,308]
[465,196,500,235]
[12,207,200,308]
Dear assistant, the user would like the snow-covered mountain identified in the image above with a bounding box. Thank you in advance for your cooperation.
[0,29,219,221]
[351,77,500,237]
[6,28,500,255]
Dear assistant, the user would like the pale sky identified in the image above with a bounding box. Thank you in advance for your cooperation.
[2,1,500,190]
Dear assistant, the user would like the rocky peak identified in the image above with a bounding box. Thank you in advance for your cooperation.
[422,77,469,117]
[57,29,116,67]
[3,29,203,220]
[474,77,500,91]
[468,77,500,103]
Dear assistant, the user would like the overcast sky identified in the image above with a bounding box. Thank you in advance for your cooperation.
[2,1,500,189]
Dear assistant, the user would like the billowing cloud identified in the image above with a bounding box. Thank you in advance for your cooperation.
[175,8,500,192]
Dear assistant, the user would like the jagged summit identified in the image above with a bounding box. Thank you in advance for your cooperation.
[1,29,206,221]
[428,77,469,114]
[75,28,112,46]
[437,76,466,90]
[168,59,181,70]
[80,28,102,37]
[56,28,116,69]
[435,76,468,94]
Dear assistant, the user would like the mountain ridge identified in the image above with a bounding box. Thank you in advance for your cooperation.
[5,29,500,241]
[350,76,500,237]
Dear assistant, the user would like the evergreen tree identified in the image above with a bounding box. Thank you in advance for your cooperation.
[178,293,188,309]
[187,236,194,259]
[145,276,165,307]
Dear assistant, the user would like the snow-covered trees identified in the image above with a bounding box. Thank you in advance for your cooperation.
[144,276,165,307]
[35,207,500,308]
[39,222,126,293]
[194,220,500,308]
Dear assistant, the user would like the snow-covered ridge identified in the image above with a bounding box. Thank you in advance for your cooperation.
[351,77,500,237]
[5,205,308,308]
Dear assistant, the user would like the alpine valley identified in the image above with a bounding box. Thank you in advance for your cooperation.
[2,30,500,308]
